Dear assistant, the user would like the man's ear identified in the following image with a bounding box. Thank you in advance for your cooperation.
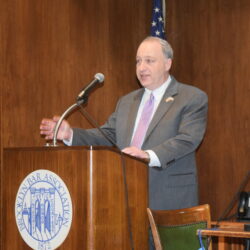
[165,58,172,71]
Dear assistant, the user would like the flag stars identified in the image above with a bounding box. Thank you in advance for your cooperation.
[154,7,160,13]
[155,30,160,36]
[158,16,163,22]
[151,0,166,39]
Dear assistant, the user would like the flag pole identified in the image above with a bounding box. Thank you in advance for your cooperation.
[162,0,166,28]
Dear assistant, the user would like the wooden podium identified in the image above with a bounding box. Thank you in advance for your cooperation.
[1,146,148,250]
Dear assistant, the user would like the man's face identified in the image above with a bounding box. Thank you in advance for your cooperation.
[136,40,172,90]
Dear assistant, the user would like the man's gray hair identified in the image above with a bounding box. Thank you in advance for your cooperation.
[142,36,174,59]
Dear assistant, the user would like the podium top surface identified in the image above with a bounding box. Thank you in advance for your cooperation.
[3,145,147,164]
[4,145,113,152]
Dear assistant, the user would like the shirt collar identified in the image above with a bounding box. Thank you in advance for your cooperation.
[145,75,172,97]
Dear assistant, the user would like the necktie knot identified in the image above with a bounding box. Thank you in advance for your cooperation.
[149,93,154,105]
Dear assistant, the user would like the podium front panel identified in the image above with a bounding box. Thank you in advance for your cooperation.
[1,146,148,250]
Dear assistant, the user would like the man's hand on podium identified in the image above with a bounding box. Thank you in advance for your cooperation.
[122,146,150,162]
[40,116,73,142]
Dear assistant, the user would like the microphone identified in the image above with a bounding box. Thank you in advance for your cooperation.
[51,73,104,147]
[77,73,104,101]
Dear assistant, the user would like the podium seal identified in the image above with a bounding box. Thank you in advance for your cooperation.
[15,169,73,250]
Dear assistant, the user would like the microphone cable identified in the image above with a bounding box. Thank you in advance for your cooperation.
[77,103,135,250]
[209,170,250,250]
[217,170,250,223]
[198,170,250,250]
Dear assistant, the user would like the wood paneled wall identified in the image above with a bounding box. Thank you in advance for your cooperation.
[0,0,151,148]
[166,0,250,221]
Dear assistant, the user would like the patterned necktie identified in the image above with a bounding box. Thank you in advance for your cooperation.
[131,93,155,148]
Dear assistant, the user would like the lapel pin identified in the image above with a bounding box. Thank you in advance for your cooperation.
[165,97,174,103]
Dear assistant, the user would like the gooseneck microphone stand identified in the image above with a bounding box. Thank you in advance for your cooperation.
[51,99,85,147]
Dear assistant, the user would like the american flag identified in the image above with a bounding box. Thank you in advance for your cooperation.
[150,0,166,39]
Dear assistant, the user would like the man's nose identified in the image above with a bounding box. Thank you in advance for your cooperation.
[137,61,146,71]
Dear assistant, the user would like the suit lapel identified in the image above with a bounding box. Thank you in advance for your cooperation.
[143,78,179,146]
[124,89,144,147]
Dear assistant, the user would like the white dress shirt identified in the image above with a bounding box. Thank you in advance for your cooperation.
[131,76,171,167]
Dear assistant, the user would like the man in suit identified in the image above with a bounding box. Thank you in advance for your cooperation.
[40,36,208,211]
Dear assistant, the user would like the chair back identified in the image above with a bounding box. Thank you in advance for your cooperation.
[147,204,212,250]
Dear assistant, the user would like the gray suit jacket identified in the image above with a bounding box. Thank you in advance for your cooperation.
[72,77,208,210]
